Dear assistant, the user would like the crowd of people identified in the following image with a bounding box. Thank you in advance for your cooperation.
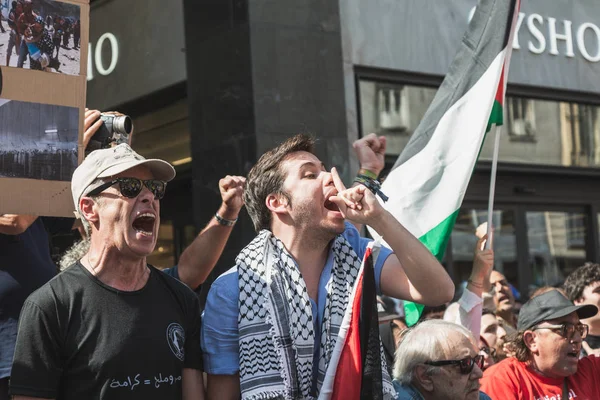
[2,109,600,399]
[4,0,80,71]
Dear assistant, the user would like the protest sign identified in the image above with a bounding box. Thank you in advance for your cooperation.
[0,0,88,217]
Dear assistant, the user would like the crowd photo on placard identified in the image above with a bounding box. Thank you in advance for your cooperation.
[0,0,80,74]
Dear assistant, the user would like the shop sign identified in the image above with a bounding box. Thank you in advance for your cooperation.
[469,7,600,62]
[87,33,119,81]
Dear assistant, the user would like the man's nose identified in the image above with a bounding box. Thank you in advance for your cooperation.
[571,330,584,344]
[323,170,334,186]
[138,185,155,203]
[470,363,483,380]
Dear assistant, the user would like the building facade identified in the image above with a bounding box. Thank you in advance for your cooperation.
[87,0,600,299]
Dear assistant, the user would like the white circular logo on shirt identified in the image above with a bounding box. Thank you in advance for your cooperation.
[166,323,185,361]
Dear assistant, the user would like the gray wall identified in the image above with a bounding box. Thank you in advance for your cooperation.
[87,0,187,110]
[341,0,600,141]
[249,0,352,178]
[341,0,600,91]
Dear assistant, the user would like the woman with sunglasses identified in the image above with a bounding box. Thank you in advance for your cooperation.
[393,319,492,400]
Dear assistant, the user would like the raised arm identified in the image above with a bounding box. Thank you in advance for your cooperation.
[329,168,454,306]
[350,133,386,231]
[0,214,38,235]
[450,233,494,339]
[176,176,245,289]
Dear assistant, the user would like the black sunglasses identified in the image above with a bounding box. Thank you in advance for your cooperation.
[425,355,484,375]
[87,177,167,200]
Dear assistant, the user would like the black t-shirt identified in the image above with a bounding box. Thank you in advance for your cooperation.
[9,262,203,399]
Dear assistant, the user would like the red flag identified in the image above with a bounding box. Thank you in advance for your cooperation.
[320,245,383,400]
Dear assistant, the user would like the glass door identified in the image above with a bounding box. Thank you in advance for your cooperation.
[525,210,587,289]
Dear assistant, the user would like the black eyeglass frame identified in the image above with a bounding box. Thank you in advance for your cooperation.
[479,345,497,358]
[86,177,167,200]
[531,322,589,340]
[424,354,484,375]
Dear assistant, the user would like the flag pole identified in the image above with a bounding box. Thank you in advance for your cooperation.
[485,124,502,249]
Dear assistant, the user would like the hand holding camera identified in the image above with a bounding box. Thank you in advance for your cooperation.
[84,108,133,155]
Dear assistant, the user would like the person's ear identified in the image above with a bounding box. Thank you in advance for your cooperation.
[265,193,289,214]
[574,297,585,306]
[79,197,100,223]
[414,365,434,392]
[523,331,538,354]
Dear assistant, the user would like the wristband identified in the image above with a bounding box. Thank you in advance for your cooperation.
[358,168,378,180]
[215,213,237,226]
[353,175,389,202]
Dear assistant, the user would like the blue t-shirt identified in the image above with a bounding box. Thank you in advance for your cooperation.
[0,218,58,378]
[201,222,392,375]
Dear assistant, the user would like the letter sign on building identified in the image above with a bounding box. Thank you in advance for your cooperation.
[87,33,119,81]
[468,6,600,63]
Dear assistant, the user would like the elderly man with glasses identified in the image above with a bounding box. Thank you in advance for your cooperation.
[392,319,492,400]
[480,289,600,399]
[9,144,204,400]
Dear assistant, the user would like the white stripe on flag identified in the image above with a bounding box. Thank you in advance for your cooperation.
[374,49,506,242]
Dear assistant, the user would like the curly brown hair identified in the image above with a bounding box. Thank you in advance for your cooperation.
[243,134,315,232]
[504,331,531,362]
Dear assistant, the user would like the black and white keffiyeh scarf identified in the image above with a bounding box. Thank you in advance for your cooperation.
[238,230,393,400]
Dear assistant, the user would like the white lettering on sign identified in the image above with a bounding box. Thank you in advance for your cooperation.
[468,7,600,63]
[577,23,600,62]
[87,33,119,81]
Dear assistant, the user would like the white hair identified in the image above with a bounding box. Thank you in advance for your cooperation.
[393,319,477,385]
[58,237,91,271]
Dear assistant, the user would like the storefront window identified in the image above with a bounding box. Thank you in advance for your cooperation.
[526,211,587,289]
[359,80,600,168]
[450,209,518,287]
[130,100,191,169]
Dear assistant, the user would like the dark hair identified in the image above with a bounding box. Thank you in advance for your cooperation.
[482,308,495,317]
[244,134,315,232]
[505,331,530,362]
[12,1,16,8]
[530,286,567,299]
[563,262,600,302]
[420,304,447,320]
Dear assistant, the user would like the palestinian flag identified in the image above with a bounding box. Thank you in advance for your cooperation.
[368,0,521,326]
[319,242,392,400]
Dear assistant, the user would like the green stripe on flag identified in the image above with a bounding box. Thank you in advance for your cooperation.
[486,100,504,133]
[404,210,460,327]
[404,302,424,327]
[418,209,460,261]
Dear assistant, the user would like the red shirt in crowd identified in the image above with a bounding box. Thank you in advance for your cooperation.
[480,356,600,400]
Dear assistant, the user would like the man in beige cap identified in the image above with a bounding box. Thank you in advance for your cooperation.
[9,144,204,400]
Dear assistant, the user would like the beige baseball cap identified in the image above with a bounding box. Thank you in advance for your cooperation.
[71,144,176,215]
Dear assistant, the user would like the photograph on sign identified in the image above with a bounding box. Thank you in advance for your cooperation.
[0,98,79,181]
[0,0,81,75]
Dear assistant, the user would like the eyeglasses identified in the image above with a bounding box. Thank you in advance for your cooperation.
[424,355,484,375]
[531,322,589,340]
[479,346,497,358]
[86,177,167,200]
